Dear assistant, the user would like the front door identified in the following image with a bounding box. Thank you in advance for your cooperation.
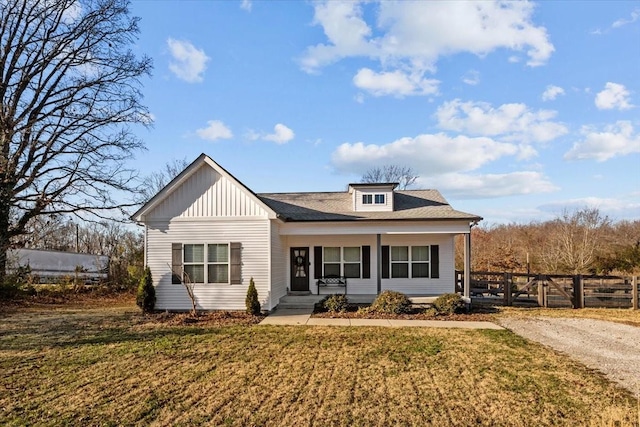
[290,247,309,292]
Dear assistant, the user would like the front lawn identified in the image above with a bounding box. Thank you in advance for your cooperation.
[0,305,637,426]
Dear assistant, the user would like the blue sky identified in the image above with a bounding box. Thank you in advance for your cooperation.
[128,0,639,224]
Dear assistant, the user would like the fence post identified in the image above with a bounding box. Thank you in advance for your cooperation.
[503,273,512,306]
[633,276,638,311]
[537,275,544,307]
[572,274,584,309]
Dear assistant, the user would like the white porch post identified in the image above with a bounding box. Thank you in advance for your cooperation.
[463,232,471,299]
[376,233,382,295]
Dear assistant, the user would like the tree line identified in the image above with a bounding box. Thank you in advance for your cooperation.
[455,208,640,276]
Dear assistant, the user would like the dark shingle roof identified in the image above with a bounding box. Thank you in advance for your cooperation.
[257,190,482,222]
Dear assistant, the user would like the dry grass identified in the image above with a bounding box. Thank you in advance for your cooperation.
[496,306,640,327]
[1,305,638,426]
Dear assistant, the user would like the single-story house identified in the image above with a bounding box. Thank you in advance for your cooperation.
[132,154,482,311]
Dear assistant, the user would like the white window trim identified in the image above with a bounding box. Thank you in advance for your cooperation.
[323,246,362,279]
[374,194,385,204]
[362,194,373,205]
[182,242,230,285]
[390,245,430,279]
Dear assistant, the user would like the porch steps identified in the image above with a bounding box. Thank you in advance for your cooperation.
[278,295,323,310]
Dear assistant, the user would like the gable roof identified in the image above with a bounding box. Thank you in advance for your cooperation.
[258,190,482,222]
[131,153,278,221]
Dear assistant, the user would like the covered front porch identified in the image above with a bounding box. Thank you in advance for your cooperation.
[276,220,474,303]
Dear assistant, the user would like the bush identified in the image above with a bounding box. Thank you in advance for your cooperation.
[432,293,465,315]
[136,267,155,313]
[321,294,349,313]
[369,290,412,314]
[246,277,261,315]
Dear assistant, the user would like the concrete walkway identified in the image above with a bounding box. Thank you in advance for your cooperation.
[259,308,503,329]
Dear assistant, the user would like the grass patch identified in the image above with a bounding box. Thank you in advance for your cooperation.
[0,305,638,426]
[497,306,640,327]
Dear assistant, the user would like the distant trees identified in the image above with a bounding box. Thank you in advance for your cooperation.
[138,158,189,203]
[457,207,640,275]
[361,165,418,190]
[0,0,152,283]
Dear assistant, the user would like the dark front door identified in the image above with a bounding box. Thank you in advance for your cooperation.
[290,247,309,292]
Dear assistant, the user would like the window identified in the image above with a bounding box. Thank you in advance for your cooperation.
[182,243,229,284]
[323,247,341,277]
[323,246,362,278]
[391,246,409,278]
[343,247,361,278]
[183,244,205,283]
[374,194,385,204]
[207,243,229,283]
[390,245,430,278]
[362,194,373,204]
[411,246,430,278]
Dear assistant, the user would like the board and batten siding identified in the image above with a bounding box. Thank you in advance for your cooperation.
[269,221,287,308]
[145,163,269,220]
[147,219,272,311]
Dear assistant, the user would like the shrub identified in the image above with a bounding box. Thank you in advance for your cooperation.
[322,294,349,313]
[136,267,156,313]
[432,293,465,315]
[246,277,261,315]
[369,290,412,314]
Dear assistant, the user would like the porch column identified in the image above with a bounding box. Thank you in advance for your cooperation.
[463,232,471,299]
[376,233,382,294]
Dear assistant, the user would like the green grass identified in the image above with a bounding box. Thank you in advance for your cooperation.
[0,305,638,426]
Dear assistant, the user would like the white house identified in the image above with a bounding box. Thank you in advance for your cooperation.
[132,154,482,311]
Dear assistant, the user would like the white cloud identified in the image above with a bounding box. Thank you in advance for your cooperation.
[300,0,554,75]
[612,8,640,28]
[331,133,517,176]
[564,121,640,161]
[195,120,233,141]
[462,70,480,86]
[352,68,439,97]
[595,82,633,110]
[435,99,568,143]
[167,38,210,83]
[542,85,565,101]
[248,124,295,144]
[240,0,252,12]
[420,171,558,199]
[538,196,640,220]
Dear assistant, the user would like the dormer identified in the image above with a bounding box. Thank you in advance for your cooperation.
[348,183,398,212]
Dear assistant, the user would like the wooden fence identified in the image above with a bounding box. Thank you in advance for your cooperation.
[456,271,639,309]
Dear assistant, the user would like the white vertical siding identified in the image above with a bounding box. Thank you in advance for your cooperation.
[146,164,269,220]
[147,219,271,311]
[269,221,288,308]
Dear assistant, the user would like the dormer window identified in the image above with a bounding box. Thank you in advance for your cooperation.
[362,194,373,204]
[374,194,385,204]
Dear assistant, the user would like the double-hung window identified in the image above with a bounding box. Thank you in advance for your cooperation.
[207,244,229,283]
[183,244,205,283]
[374,194,385,204]
[390,245,430,278]
[182,243,229,284]
[362,194,373,204]
[323,246,362,278]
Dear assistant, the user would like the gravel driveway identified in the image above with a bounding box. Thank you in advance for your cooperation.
[499,317,640,397]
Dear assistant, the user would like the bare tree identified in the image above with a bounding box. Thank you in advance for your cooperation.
[541,208,611,274]
[361,165,418,190]
[0,0,152,282]
[138,158,189,203]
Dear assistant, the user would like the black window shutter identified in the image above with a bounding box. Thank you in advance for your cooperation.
[381,245,389,279]
[362,246,371,279]
[171,243,182,284]
[314,246,322,279]
[430,245,439,278]
[230,242,242,284]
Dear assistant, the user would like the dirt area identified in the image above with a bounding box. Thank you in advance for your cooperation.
[499,316,640,397]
